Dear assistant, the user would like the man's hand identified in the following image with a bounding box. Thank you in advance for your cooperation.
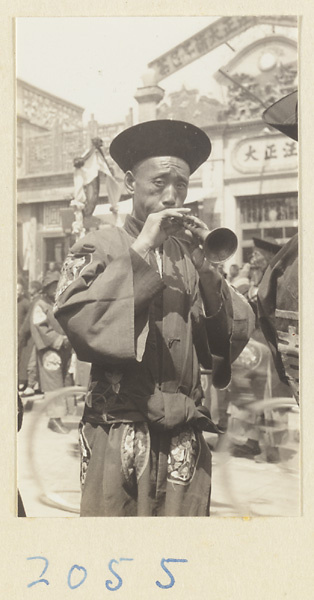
[131,208,191,258]
[178,214,224,293]
[177,214,209,271]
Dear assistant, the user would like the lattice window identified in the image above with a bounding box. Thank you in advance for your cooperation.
[240,193,298,224]
[238,192,298,262]
[43,202,68,229]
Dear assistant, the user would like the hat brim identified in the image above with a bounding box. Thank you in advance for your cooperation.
[252,237,283,255]
[42,274,60,289]
[262,90,298,141]
[109,120,211,174]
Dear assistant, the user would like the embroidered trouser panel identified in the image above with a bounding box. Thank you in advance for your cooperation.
[79,421,212,517]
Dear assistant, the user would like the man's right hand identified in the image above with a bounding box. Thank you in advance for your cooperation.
[131,208,191,258]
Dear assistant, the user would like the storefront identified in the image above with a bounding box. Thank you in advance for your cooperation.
[195,121,298,269]
[238,191,298,262]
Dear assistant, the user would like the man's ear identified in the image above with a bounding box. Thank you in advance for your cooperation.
[124,170,135,194]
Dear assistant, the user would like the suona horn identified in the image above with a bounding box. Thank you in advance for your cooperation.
[170,215,238,264]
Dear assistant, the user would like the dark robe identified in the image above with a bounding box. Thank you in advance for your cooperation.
[54,215,254,516]
[257,234,299,403]
[30,294,71,393]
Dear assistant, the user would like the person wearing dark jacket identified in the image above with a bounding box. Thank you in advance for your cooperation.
[258,233,298,402]
[54,119,255,516]
[18,281,42,397]
[30,272,72,433]
[230,236,291,461]
[258,90,299,404]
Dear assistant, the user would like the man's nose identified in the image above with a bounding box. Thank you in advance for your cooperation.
[161,185,177,207]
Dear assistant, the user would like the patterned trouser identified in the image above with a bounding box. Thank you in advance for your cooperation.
[79,421,212,517]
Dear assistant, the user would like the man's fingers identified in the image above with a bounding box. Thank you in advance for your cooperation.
[158,209,190,231]
[181,214,209,231]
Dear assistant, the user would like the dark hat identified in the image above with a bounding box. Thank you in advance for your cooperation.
[252,237,283,256]
[29,280,42,292]
[262,90,298,141]
[42,271,60,289]
[109,120,211,174]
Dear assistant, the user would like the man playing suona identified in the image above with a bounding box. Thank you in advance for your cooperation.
[54,120,254,516]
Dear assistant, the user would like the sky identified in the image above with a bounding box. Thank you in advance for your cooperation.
[16,17,233,125]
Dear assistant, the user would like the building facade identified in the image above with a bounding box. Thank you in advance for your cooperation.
[154,25,298,267]
[17,79,128,281]
[17,18,298,282]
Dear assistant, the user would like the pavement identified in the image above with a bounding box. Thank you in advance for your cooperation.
[17,393,300,518]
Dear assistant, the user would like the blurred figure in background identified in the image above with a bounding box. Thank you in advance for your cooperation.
[228,263,240,284]
[45,261,61,278]
[19,281,42,397]
[231,263,252,298]
[17,280,30,391]
[258,90,299,405]
[228,237,291,461]
[227,89,298,461]
[30,272,72,434]
[248,237,283,310]
[258,236,298,402]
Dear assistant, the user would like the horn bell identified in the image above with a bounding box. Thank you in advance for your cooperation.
[201,227,238,264]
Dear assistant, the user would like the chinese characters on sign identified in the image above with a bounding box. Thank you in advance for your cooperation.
[234,137,298,173]
[148,16,297,82]
[148,16,257,81]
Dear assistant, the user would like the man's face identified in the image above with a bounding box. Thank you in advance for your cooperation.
[45,281,58,300]
[126,156,190,221]
[250,249,269,272]
[29,286,40,299]
[230,265,239,278]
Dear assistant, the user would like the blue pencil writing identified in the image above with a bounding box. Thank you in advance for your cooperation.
[26,556,49,588]
[67,564,88,589]
[156,558,188,589]
[105,558,134,591]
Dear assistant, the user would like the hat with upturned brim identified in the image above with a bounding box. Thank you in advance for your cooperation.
[109,120,211,174]
[252,237,283,256]
[42,271,60,290]
[262,90,298,141]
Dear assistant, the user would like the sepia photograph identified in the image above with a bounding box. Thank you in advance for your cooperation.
[16,15,299,519]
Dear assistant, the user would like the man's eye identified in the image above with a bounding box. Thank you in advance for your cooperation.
[153,179,165,187]
[176,182,187,190]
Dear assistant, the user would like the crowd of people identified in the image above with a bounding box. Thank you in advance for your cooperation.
[17,91,299,517]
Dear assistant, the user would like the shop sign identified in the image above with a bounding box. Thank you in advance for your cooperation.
[148,16,296,82]
[232,135,298,174]
[149,16,256,81]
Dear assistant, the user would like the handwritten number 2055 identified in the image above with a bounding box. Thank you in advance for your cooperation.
[27,556,187,590]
